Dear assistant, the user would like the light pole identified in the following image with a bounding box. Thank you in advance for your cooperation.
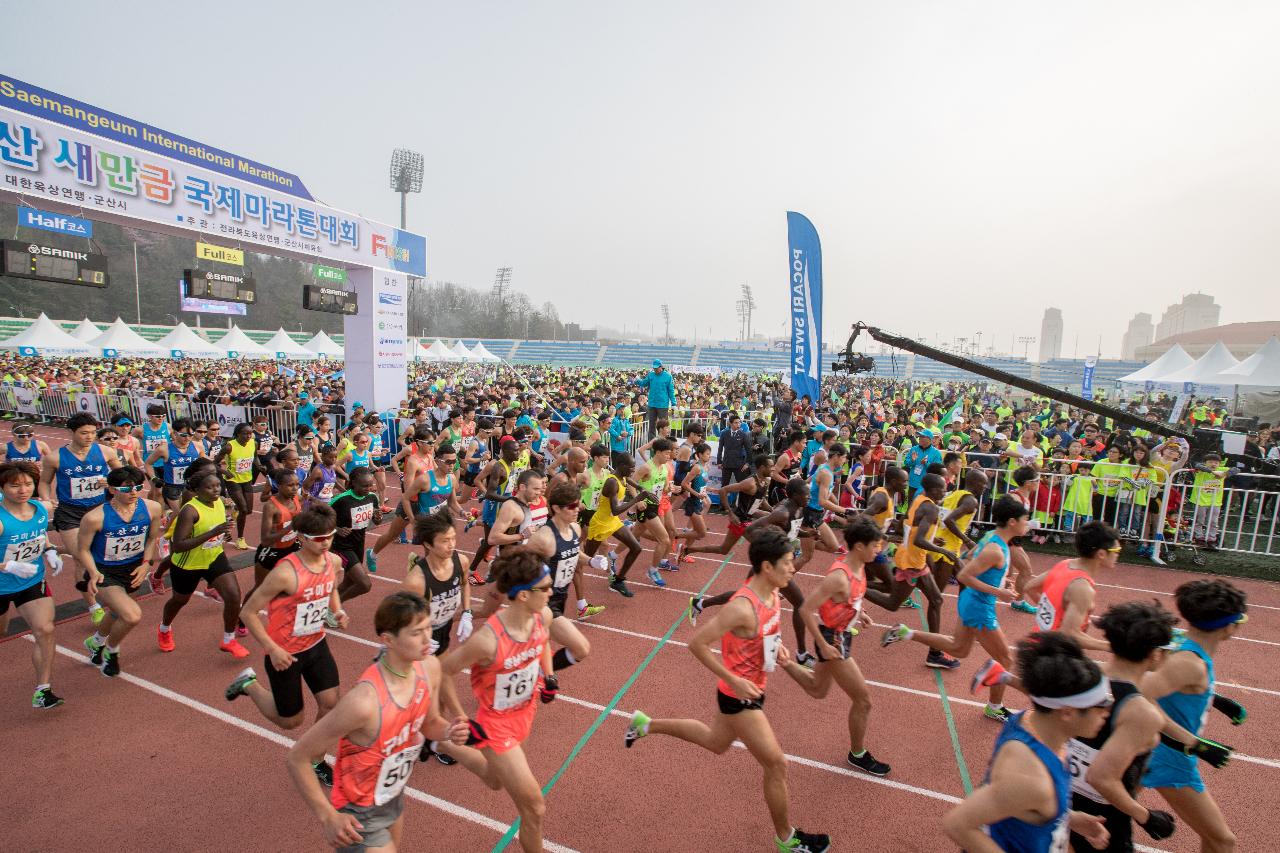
[740,284,755,339]
[492,267,513,337]
[1017,335,1036,360]
[388,149,424,230]
[660,304,670,344]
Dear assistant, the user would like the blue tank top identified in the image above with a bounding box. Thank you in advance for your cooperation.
[5,440,41,463]
[1152,637,1214,745]
[90,499,151,568]
[417,469,453,513]
[0,500,49,594]
[142,421,171,456]
[163,440,201,486]
[464,437,485,473]
[958,532,1011,609]
[690,466,707,493]
[55,444,109,507]
[344,450,372,475]
[809,464,831,510]
[987,712,1071,852]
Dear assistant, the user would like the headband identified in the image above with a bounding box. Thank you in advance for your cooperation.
[1190,612,1247,631]
[1031,676,1112,710]
[506,564,551,600]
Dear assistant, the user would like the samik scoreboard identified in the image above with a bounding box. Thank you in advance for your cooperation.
[1,240,108,287]
[183,268,257,304]
[303,284,358,315]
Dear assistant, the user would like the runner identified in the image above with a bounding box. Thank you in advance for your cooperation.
[860,466,917,609]
[158,470,249,658]
[521,482,597,680]
[2,422,50,465]
[632,437,675,586]
[136,404,170,502]
[366,442,459,573]
[932,467,989,588]
[468,436,523,577]
[402,509,471,671]
[624,528,831,853]
[683,453,774,558]
[330,467,383,605]
[248,469,303,598]
[0,461,63,708]
[796,442,848,578]
[437,549,558,853]
[941,632,1112,851]
[214,422,257,550]
[792,516,892,776]
[250,413,277,490]
[287,592,467,850]
[581,453,653,598]
[78,465,163,678]
[457,418,494,504]
[143,417,202,512]
[301,443,342,509]
[880,495,1032,721]
[1029,522,1118,651]
[1141,579,1247,853]
[671,441,714,560]
[484,469,548,570]
[1006,465,1042,614]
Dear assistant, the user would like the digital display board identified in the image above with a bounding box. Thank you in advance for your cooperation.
[182,268,256,304]
[303,284,358,315]
[1,240,108,287]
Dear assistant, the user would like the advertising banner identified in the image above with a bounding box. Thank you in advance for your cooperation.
[344,268,408,413]
[1081,356,1097,400]
[786,211,823,403]
[12,387,38,414]
[215,404,248,437]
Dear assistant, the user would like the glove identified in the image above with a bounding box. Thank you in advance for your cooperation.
[44,550,64,575]
[3,560,40,579]
[589,555,608,571]
[539,673,559,704]
[1139,808,1176,840]
[1160,732,1233,768]
[456,611,474,642]
[1212,694,1247,725]
[464,718,489,746]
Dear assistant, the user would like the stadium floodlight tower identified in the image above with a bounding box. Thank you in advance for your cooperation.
[389,148,424,229]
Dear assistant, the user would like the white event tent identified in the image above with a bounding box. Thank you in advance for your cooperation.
[1221,337,1280,388]
[1118,344,1194,384]
[470,341,501,363]
[450,341,476,361]
[263,329,319,359]
[214,325,273,358]
[1150,341,1241,386]
[420,340,455,361]
[90,318,167,358]
[0,313,96,356]
[303,330,345,358]
[154,323,226,358]
[70,318,103,342]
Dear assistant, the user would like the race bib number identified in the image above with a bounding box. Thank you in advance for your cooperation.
[554,555,577,589]
[494,659,539,711]
[293,598,327,637]
[202,533,225,549]
[747,497,764,516]
[1067,739,1104,802]
[170,465,189,484]
[70,476,104,500]
[787,518,801,540]
[104,532,145,562]
[234,457,253,475]
[351,503,376,530]
[762,631,780,673]
[145,436,166,451]
[3,534,46,563]
[257,437,274,453]
[429,585,461,627]
[319,482,335,501]
[1035,594,1057,631]
[374,745,419,805]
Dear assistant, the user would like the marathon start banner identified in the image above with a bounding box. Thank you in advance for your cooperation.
[786,211,823,403]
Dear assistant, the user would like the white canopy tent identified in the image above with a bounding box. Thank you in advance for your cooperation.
[0,313,96,356]
[1221,337,1280,388]
[469,341,501,363]
[262,328,319,360]
[1150,341,1241,386]
[89,318,167,358]
[450,341,477,362]
[213,325,273,358]
[153,323,226,358]
[303,330,345,358]
[70,318,103,343]
[1117,344,1194,384]
[421,340,455,361]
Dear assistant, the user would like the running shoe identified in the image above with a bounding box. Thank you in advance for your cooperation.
[609,578,634,598]
[624,709,651,748]
[366,547,379,574]
[983,704,1012,723]
[235,622,249,638]
[880,624,911,648]
[971,658,1008,694]
[657,559,674,572]
[687,596,703,626]
[90,606,105,627]
[219,638,250,659]
[101,650,121,678]
[1010,599,1037,614]
[902,591,921,610]
[926,650,962,670]
[835,546,848,557]
[148,573,166,595]
[157,627,176,653]
[778,829,831,852]
[419,742,457,765]
[577,603,606,620]
[468,571,486,586]
[313,760,334,786]
[84,635,105,667]
[847,749,890,777]
[203,586,223,602]
[32,687,65,709]
[398,531,409,545]
[646,567,666,587]
[225,667,258,701]
[235,537,250,550]
[795,650,817,669]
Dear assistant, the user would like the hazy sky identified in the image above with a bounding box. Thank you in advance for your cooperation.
[10,2,1280,357]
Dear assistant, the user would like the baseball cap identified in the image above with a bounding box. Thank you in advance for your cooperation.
[918,428,934,438]
[352,401,364,409]
[652,359,663,368]
[994,432,1008,441]
[299,391,309,399]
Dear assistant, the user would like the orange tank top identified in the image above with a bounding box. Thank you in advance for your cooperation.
[896,494,936,570]
[265,552,336,654]
[1034,559,1095,633]
[471,612,548,717]
[718,585,781,698]
[331,661,432,810]
[818,560,867,633]
[269,494,302,545]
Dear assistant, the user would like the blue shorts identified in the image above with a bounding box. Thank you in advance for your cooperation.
[1142,743,1204,792]
[872,552,890,565]
[956,587,999,631]
[481,499,499,528]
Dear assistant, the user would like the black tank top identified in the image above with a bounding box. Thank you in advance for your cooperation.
[549,521,580,592]
[733,477,768,522]
[1068,679,1148,802]
[423,552,464,628]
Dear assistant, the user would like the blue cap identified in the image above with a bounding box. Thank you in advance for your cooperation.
[652,360,663,368]
[352,401,364,409]
[299,391,308,399]
[919,428,934,438]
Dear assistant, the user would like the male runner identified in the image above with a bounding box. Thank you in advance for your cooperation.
[683,454,774,559]
[795,444,848,580]
[136,404,171,502]
[329,467,383,605]
[469,436,524,578]
[625,528,831,853]
[933,467,989,587]
[3,422,50,465]
[143,417,205,515]
[860,466,916,609]
[367,443,460,572]
[581,453,652,598]
[632,437,674,585]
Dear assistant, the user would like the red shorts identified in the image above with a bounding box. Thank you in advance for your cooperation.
[893,565,930,584]
[658,497,671,517]
[728,520,749,538]
[474,704,536,754]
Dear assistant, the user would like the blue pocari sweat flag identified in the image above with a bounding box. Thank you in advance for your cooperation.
[1081,356,1097,400]
[786,211,823,403]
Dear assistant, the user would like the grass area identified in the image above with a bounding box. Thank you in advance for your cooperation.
[1022,538,1280,584]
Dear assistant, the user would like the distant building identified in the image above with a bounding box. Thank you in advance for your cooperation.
[565,323,597,341]
[1121,312,1154,360]
[1135,320,1280,361]
[1038,308,1063,362]
[1154,293,1220,342]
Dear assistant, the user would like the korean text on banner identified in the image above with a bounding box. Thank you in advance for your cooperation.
[215,404,248,437]
[1082,356,1097,401]
[786,211,823,403]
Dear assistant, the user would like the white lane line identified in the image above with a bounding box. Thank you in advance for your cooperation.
[33,639,581,852]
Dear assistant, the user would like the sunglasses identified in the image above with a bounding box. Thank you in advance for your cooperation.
[557,502,581,511]
[530,582,554,594]
[112,484,144,493]
[438,457,457,464]
[194,429,208,434]
[14,431,33,438]
[100,435,118,441]
[302,532,335,542]
[175,432,192,438]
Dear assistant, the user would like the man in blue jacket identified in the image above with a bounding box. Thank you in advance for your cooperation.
[634,360,675,440]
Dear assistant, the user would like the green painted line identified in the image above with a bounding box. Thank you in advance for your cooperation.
[491,552,738,851]
[915,597,973,794]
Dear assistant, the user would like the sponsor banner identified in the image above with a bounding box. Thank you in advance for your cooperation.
[18,205,92,237]
[196,242,243,265]
[669,364,722,377]
[314,264,347,283]
[12,386,38,414]
[1081,356,1097,401]
[215,404,248,437]
[344,268,408,412]
[74,392,100,419]
[786,211,823,403]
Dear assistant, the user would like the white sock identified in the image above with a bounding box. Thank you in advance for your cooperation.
[222,632,235,644]
[106,644,119,653]
[88,602,103,612]
[36,683,50,692]
[577,599,587,610]
[92,632,107,645]
[158,624,172,633]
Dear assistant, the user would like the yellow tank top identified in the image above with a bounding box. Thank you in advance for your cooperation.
[172,497,227,570]
[869,486,894,530]
[935,489,973,552]
[897,494,937,570]
[226,438,257,484]
[592,474,626,526]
